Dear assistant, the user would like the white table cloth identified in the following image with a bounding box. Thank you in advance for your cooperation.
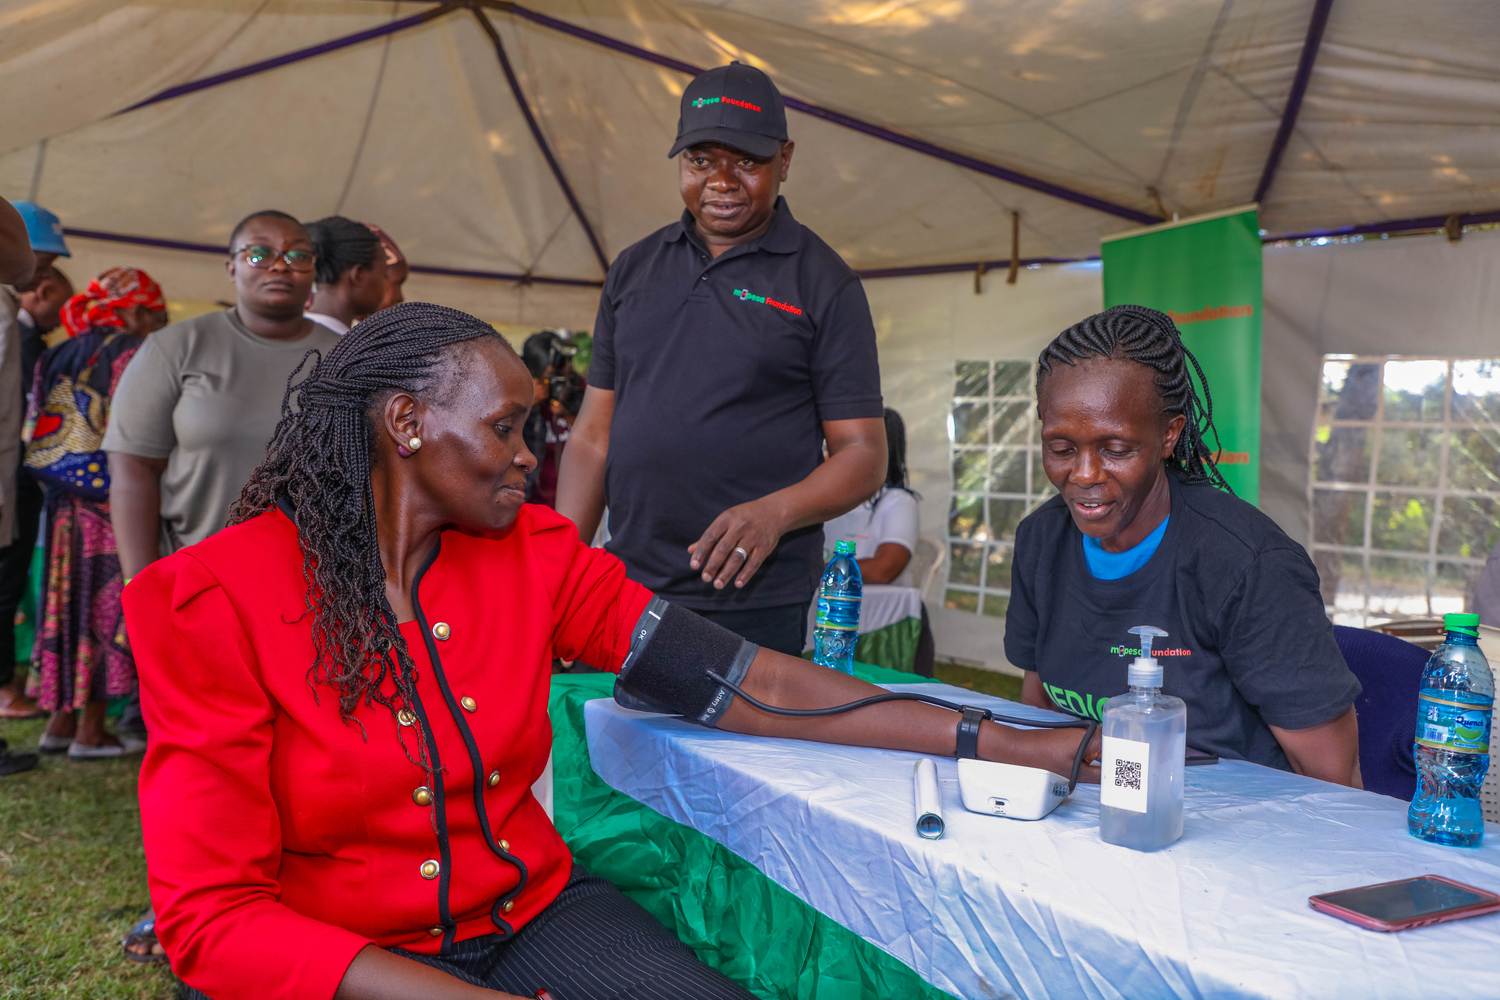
[585,683,1500,1000]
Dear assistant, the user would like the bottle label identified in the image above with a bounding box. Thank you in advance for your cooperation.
[1415,693,1492,754]
[815,594,859,629]
[1099,735,1150,814]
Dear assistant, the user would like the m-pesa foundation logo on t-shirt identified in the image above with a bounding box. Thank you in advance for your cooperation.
[1110,644,1192,658]
[733,288,803,315]
[692,95,763,112]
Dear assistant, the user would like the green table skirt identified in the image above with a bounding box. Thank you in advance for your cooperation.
[852,616,921,674]
[549,665,958,1000]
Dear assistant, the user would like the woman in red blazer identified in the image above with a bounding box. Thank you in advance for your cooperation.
[125,303,1098,1000]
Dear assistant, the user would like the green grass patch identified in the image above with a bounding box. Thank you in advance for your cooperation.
[932,661,1024,701]
[0,713,180,999]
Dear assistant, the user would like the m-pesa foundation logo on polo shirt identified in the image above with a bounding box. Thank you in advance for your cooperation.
[733,288,803,315]
[692,95,763,112]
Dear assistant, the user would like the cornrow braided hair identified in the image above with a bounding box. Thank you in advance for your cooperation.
[306,215,382,286]
[230,302,509,771]
[1035,304,1233,492]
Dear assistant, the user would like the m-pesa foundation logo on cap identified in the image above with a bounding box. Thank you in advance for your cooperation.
[734,288,802,315]
[692,95,763,112]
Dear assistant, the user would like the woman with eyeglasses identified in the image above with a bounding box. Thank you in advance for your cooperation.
[104,210,338,964]
[106,210,339,573]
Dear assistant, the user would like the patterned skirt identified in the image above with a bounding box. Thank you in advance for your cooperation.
[26,492,134,712]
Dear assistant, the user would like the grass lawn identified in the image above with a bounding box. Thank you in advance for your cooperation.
[932,660,1024,701]
[0,661,1019,997]
[0,712,180,999]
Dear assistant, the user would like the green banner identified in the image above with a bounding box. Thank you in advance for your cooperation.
[1102,205,1263,502]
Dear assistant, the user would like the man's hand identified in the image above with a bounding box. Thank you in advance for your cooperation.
[686,415,887,590]
[688,497,788,590]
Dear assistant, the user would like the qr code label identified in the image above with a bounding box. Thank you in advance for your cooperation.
[1099,735,1150,813]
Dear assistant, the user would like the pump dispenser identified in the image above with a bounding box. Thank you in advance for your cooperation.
[1099,625,1186,851]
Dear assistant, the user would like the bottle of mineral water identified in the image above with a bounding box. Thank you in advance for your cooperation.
[1100,626,1186,852]
[813,540,862,674]
[1410,612,1493,848]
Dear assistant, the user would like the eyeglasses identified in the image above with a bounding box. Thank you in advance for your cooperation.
[234,245,316,271]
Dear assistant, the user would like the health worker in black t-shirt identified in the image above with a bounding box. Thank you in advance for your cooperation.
[557,62,887,655]
[1006,305,1364,785]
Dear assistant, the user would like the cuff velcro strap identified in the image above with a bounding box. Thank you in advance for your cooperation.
[955,705,991,759]
[615,598,758,727]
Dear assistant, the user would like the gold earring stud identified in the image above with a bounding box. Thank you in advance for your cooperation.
[407,437,422,451]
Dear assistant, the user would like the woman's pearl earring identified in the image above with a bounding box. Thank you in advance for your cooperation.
[407,437,422,451]
[398,436,422,458]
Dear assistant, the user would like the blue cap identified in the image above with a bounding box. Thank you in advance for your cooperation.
[13,201,70,257]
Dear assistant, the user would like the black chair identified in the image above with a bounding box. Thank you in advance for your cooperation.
[1332,624,1426,800]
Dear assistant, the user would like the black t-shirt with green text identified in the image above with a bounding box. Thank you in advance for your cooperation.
[1004,470,1361,770]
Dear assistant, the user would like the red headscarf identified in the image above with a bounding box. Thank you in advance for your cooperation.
[362,223,406,266]
[59,267,166,337]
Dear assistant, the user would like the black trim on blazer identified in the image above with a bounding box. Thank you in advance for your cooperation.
[275,495,463,949]
[410,535,529,939]
[402,540,458,952]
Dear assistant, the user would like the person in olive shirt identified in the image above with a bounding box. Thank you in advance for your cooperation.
[106,210,340,577]
[557,63,886,655]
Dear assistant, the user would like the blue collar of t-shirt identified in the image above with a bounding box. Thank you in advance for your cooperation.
[1081,515,1170,580]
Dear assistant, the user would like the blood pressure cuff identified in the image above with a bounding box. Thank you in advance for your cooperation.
[613,597,758,727]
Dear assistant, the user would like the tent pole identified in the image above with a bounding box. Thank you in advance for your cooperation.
[115,4,459,116]
[1252,0,1335,205]
[59,227,603,288]
[479,1,1160,226]
[469,7,610,276]
[1006,212,1020,285]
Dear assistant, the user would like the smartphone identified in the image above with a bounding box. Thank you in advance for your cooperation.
[1185,746,1219,766]
[1309,875,1500,932]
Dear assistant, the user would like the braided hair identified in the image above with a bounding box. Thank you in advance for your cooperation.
[306,216,382,286]
[231,303,511,765]
[1035,304,1232,492]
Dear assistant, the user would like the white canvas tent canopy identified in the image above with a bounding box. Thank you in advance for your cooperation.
[6,0,1500,669]
[2,0,1498,328]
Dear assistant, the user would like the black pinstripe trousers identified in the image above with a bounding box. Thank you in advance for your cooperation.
[185,866,754,999]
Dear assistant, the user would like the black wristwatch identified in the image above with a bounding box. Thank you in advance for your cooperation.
[955,705,992,759]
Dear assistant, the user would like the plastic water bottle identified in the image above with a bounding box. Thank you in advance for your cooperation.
[1410,612,1493,848]
[813,540,862,674]
[1099,625,1186,851]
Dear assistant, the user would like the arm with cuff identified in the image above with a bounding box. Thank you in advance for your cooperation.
[618,597,1101,781]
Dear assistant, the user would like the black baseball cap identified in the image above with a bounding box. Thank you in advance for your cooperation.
[668,61,788,159]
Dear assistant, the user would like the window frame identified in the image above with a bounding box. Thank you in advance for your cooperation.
[1309,355,1500,626]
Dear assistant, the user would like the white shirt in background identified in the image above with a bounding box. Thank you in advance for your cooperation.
[822,488,920,588]
[305,311,349,336]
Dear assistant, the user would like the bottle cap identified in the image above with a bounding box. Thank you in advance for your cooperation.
[834,540,856,555]
[1444,612,1480,637]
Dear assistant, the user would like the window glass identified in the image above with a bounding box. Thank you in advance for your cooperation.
[944,360,1052,615]
[1310,356,1500,626]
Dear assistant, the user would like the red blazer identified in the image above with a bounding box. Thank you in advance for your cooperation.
[125,504,652,1000]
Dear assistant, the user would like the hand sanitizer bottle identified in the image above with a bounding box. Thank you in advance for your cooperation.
[1099,625,1187,851]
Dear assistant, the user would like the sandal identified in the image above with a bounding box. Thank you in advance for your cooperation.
[37,733,72,754]
[122,912,168,965]
[68,737,146,762]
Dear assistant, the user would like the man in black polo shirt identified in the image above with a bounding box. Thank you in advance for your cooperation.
[557,62,887,655]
